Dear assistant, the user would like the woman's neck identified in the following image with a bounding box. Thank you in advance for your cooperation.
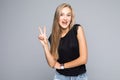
[61,27,70,38]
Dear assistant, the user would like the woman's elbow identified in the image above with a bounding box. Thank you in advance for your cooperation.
[48,63,55,68]
[84,59,87,64]
[81,57,88,65]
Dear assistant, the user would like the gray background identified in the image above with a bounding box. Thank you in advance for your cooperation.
[0,0,120,80]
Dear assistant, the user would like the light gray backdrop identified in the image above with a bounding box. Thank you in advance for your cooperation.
[0,0,120,80]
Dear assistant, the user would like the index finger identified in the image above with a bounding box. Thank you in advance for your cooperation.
[38,26,43,34]
[43,26,46,35]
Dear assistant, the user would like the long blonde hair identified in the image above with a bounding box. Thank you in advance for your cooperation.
[50,3,75,60]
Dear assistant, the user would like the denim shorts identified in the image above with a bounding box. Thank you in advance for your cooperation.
[53,71,88,80]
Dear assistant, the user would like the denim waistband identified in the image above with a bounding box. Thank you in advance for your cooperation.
[53,71,88,80]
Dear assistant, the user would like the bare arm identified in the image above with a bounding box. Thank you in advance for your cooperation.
[38,26,57,68]
[64,26,88,68]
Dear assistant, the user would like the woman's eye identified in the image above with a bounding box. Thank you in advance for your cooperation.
[67,15,71,16]
[60,13,71,17]
[60,14,64,16]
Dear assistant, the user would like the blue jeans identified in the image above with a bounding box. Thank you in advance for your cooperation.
[53,71,88,80]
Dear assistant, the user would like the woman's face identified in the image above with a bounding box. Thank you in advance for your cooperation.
[58,7,72,29]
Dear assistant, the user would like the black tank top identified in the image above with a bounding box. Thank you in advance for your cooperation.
[49,24,86,76]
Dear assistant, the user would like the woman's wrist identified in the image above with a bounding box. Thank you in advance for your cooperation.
[53,62,64,69]
[43,42,49,49]
[60,63,64,69]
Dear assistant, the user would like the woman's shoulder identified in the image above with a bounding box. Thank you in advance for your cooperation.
[73,24,82,30]
[73,24,82,31]
[73,24,84,35]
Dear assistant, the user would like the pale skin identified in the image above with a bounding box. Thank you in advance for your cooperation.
[38,7,88,69]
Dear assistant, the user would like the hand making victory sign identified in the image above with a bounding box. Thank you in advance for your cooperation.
[38,26,48,46]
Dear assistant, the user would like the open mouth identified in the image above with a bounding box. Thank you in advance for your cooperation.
[62,21,68,25]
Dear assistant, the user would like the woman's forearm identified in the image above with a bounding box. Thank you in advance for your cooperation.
[43,44,56,68]
[64,56,87,69]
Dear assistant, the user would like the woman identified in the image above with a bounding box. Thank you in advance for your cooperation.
[38,3,88,80]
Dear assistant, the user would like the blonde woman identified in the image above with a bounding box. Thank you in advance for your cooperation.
[38,3,88,80]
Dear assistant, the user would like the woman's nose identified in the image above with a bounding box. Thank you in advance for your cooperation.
[63,16,67,20]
